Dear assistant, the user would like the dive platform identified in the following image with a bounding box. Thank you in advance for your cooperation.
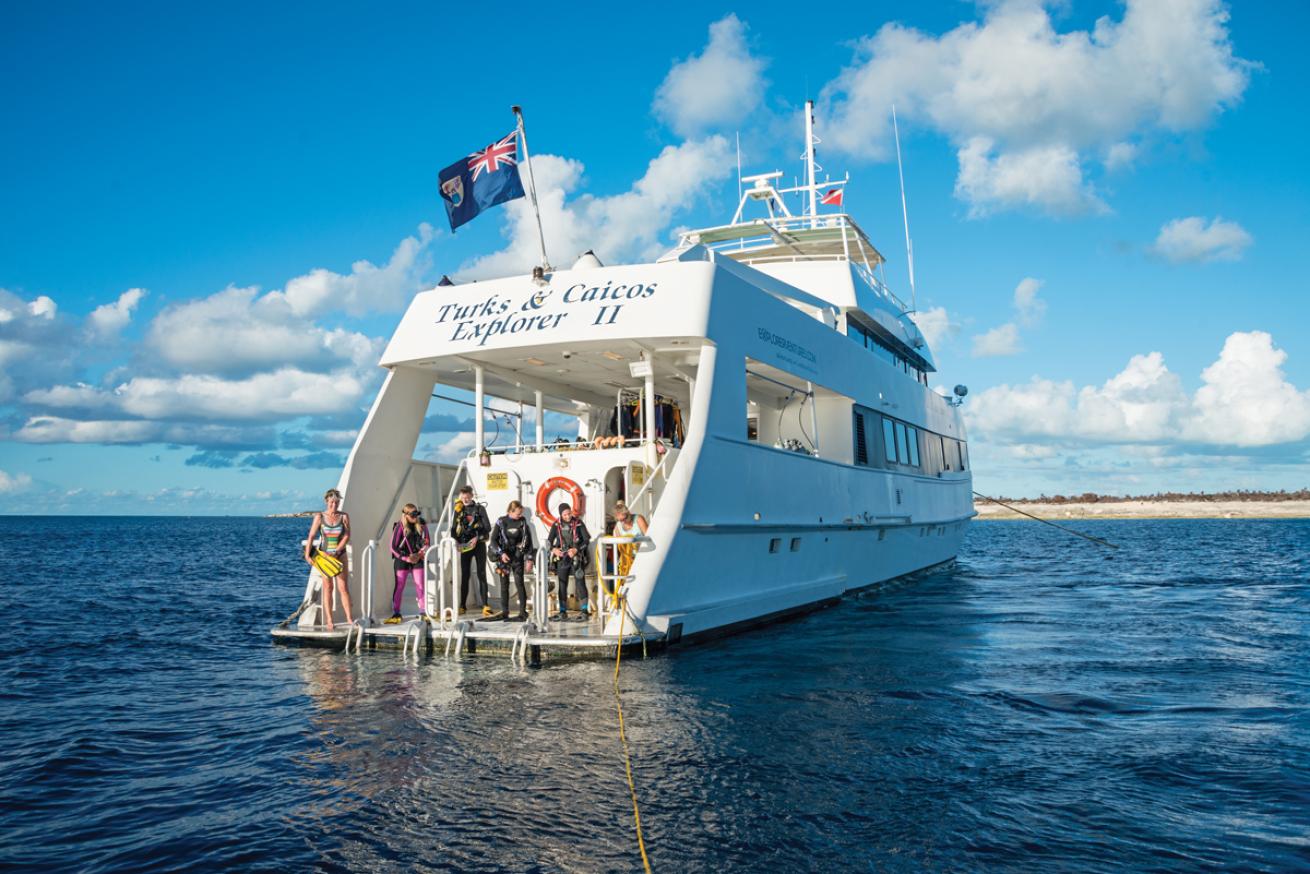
[271,613,658,666]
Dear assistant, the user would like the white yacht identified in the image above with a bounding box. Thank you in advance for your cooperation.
[272,102,974,661]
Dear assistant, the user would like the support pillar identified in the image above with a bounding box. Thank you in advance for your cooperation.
[474,365,485,452]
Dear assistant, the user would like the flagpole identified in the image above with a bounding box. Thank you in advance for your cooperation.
[511,105,551,271]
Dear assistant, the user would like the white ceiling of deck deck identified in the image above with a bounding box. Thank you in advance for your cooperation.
[409,338,703,413]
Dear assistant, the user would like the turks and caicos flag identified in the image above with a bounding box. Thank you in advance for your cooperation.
[438,131,526,231]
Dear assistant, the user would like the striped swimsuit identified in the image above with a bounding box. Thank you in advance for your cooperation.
[320,515,345,554]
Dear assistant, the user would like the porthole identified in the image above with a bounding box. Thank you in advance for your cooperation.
[768,538,780,553]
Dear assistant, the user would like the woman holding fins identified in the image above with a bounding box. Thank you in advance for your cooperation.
[304,488,355,631]
[386,503,431,623]
[489,500,536,621]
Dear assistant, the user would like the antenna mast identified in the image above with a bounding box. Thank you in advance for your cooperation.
[892,104,916,311]
[804,100,818,225]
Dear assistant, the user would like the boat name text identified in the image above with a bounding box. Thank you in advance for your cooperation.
[434,282,659,346]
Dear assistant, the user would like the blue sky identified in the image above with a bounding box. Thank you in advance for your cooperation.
[2,1,1307,513]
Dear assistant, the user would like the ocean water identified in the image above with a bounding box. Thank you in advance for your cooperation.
[1,516,1307,873]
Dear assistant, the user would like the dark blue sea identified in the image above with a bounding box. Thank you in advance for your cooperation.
[2,517,1308,872]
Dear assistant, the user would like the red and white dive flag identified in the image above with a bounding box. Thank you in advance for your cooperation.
[820,187,843,206]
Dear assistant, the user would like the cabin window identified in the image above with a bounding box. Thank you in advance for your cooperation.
[790,537,802,552]
[907,426,920,467]
[894,422,909,464]
[940,435,951,471]
[958,441,968,471]
[853,411,868,465]
[768,538,781,553]
[882,418,897,463]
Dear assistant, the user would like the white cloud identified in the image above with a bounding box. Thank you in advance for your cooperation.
[146,285,382,376]
[820,0,1251,215]
[972,322,1021,357]
[1189,331,1310,445]
[426,431,476,464]
[968,331,1310,448]
[279,223,435,317]
[462,137,733,277]
[14,416,273,446]
[1104,142,1137,172]
[910,306,958,351]
[88,288,146,337]
[0,469,32,493]
[1152,216,1252,263]
[653,15,767,137]
[1013,277,1046,327]
[956,138,1106,217]
[972,277,1046,356]
[28,296,57,319]
[0,289,76,402]
[25,367,367,422]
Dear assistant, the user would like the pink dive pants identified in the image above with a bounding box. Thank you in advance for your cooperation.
[392,568,426,615]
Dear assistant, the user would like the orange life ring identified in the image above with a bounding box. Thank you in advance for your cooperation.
[537,476,585,526]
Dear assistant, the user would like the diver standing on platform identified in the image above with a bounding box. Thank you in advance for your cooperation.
[489,500,536,621]
[548,504,591,620]
[451,485,492,616]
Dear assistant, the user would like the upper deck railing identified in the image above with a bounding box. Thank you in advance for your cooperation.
[677,213,910,313]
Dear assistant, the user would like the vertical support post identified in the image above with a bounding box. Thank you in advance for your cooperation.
[643,363,656,447]
[807,381,820,456]
[534,390,544,449]
[806,380,817,458]
[515,400,523,452]
[474,365,485,452]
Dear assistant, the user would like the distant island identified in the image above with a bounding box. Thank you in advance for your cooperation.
[976,489,1310,520]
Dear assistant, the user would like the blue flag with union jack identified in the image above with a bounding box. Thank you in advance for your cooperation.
[437,131,526,231]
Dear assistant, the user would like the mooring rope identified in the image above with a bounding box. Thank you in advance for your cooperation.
[973,490,1119,549]
[614,594,653,873]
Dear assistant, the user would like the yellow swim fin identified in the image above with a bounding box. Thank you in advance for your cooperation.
[312,550,344,578]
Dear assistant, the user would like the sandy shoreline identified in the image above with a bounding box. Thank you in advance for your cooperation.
[974,500,1310,520]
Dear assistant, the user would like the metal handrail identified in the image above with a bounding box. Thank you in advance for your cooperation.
[422,541,441,617]
[532,545,550,632]
[595,534,651,616]
[360,541,376,623]
[429,536,462,626]
[625,449,673,520]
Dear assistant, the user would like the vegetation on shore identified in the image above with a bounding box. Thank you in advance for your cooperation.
[991,489,1310,505]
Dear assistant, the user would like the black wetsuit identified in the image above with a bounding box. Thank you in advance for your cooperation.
[547,516,591,616]
[490,515,536,620]
[451,500,491,610]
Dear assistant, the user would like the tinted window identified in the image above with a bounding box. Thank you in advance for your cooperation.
[883,418,897,463]
[895,422,908,464]
[853,412,868,465]
[907,427,920,467]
